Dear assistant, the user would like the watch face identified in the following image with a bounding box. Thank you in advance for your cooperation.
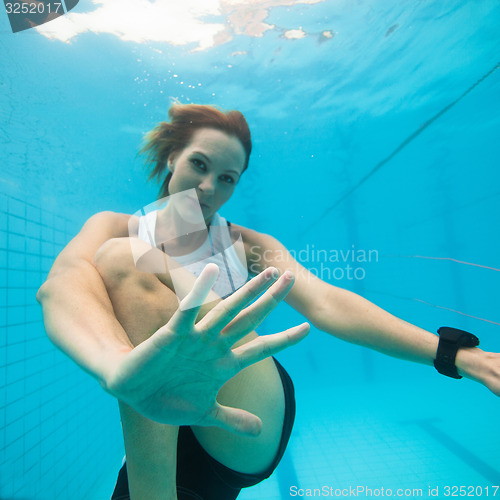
[466,334,480,348]
[437,326,479,346]
[435,326,481,379]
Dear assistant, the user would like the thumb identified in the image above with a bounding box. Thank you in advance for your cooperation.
[209,403,263,437]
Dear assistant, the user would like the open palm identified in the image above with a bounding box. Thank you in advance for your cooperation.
[104,264,309,436]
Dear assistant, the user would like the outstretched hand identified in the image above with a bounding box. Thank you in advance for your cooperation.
[104,264,309,436]
[473,351,500,398]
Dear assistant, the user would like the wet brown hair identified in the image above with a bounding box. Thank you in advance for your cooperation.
[140,103,252,198]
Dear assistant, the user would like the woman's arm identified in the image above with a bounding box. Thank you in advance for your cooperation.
[36,211,133,385]
[38,213,309,427]
[239,226,500,395]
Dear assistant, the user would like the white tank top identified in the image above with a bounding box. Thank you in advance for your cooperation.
[137,211,248,299]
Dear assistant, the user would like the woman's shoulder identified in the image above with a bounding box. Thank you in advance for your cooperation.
[226,221,280,251]
[83,210,134,238]
[86,210,132,225]
[226,221,258,243]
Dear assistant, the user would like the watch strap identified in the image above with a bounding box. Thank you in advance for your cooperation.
[433,327,480,379]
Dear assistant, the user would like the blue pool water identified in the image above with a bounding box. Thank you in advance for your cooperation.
[1,0,499,498]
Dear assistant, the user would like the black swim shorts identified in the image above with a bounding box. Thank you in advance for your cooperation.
[111,358,295,500]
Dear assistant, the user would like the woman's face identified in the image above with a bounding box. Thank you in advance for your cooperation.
[167,128,246,223]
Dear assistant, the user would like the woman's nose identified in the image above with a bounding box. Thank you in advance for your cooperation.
[198,175,216,194]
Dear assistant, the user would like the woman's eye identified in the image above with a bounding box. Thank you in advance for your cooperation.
[192,159,206,170]
[220,175,235,184]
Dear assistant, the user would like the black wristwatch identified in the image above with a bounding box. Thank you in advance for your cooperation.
[434,327,480,379]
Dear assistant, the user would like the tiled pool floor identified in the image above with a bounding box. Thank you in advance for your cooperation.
[90,377,499,499]
[239,379,499,499]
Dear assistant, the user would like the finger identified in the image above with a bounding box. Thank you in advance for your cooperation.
[167,263,220,331]
[233,323,310,370]
[205,402,263,437]
[195,267,280,335]
[222,271,295,344]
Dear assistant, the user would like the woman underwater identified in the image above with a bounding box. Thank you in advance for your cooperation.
[37,104,500,500]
